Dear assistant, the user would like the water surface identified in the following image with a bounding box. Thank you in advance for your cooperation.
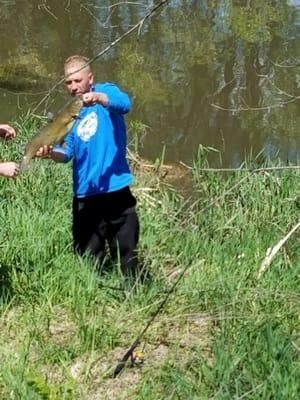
[1,0,300,166]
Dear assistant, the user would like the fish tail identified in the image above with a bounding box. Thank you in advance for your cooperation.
[20,156,30,172]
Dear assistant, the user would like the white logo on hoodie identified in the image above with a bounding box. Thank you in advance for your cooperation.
[77,112,98,142]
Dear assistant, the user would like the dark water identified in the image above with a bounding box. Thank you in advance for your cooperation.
[1,0,300,167]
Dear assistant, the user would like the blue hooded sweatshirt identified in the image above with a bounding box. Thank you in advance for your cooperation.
[55,82,133,198]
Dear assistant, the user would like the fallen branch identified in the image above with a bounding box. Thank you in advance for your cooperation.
[211,94,300,112]
[257,220,300,279]
[191,165,300,173]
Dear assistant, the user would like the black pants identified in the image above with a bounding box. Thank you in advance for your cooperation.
[72,187,139,276]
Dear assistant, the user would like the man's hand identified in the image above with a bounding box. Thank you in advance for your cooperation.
[0,124,16,140]
[36,145,53,158]
[82,92,109,107]
[0,162,20,178]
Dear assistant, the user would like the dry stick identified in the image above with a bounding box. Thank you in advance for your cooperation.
[112,262,191,378]
[32,0,170,114]
[211,94,300,112]
[257,220,300,279]
[192,165,300,173]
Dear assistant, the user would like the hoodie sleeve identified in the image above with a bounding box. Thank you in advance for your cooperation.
[97,83,131,114]
[53,128,75,163]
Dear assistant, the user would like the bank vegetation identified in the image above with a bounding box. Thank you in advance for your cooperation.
[0,115,299,399]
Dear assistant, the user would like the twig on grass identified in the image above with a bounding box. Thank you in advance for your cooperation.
[257,220,300,279]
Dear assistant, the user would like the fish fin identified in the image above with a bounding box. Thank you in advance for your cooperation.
[20,157,30,172]
[47,112,54,122]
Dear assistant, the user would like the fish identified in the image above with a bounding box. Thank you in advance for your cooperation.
[20,96,83,171]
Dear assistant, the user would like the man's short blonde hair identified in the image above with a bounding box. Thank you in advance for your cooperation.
[64,55,92,74]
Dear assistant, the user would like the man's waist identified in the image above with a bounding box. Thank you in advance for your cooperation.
[73,186,137,215]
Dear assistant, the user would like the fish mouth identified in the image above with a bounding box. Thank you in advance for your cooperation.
[71,92,83,97]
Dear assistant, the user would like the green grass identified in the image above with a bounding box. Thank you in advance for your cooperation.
[0,115,299,399]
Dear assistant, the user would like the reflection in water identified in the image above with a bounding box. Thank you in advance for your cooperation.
[0,0,300,167]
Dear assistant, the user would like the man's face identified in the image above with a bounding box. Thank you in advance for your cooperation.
[65,64,93,97]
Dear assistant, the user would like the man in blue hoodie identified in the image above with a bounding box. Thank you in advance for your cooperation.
[37,55,139,279]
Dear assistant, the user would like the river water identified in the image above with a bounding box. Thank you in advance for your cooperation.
[1,0,300,167]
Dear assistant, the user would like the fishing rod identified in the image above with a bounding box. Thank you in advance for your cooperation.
[112,262,192,378]
[33,0,171,113]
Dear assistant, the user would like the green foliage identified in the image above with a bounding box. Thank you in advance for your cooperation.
[232,3,281,43]
[0,52,53,91]
[26,371,76,400]
[128,119,150,153]
[193,28,218,65]
[117,43,169,109]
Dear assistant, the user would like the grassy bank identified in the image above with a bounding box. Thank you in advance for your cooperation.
[0,115,299,399]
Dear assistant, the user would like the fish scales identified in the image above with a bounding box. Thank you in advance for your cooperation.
[21,97,83,171]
